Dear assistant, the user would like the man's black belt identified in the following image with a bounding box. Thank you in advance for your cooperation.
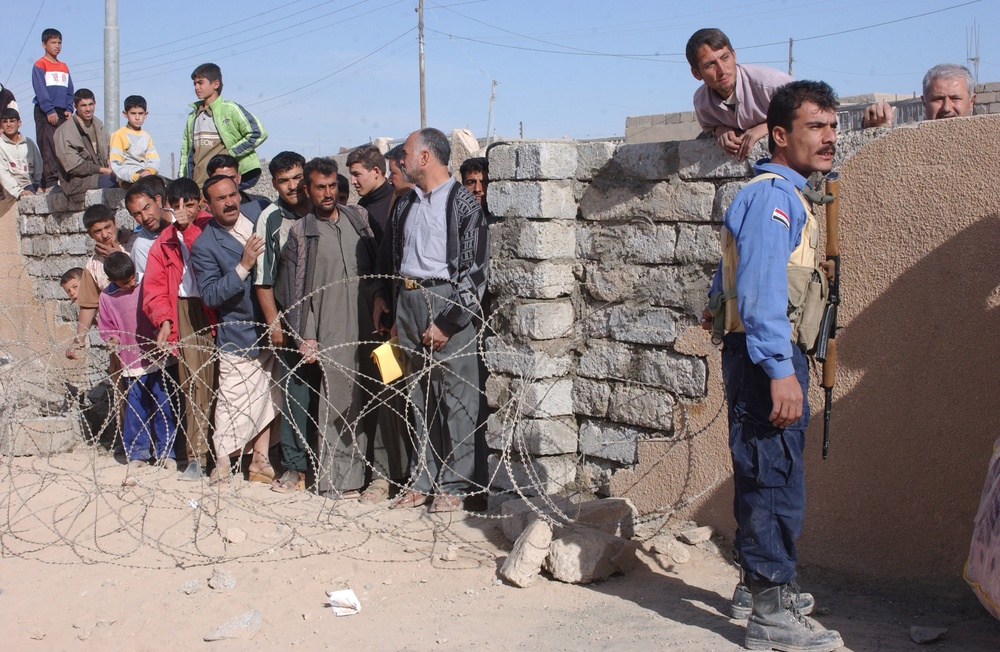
[402,277,451,290]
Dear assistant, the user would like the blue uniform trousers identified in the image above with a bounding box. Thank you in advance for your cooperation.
[722,333,809,585]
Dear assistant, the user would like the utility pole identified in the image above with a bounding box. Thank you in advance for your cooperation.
[485,80,497,146]
[104,0,120,130]
[418,0,426,129]
[967,20,980,86]
[787,38,794,76]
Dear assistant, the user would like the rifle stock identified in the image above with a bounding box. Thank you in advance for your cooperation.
[817,172,840,460]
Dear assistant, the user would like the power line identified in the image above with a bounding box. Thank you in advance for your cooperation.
[4,0,47,86]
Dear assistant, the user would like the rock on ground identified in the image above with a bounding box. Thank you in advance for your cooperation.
[500,519,554,588]
[204,609,262,641]
[544,525,639,584]
[208,567,236,590]
[678,525,713,545]
[501,496,636,542]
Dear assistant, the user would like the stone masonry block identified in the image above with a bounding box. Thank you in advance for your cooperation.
[46,212,86,234]
[607,304,677,346]
[675,224,720,264]
[582,264,643,302]
[488,452,576,496]
[577,223,675,264]
[489,142,517,180]
[490,180,577,219]
[485,374,511,408]
[501,496,637,543]
[578,339,632,380]
[713,181,747,222]
[637,349,707,397]
[512,301,574,340]
[489,260,575,299]
[580,177,715,223]
[642,265,712,313]
[521,378,574,418]
[515,221,576,260]
[573,377,611,418]
[677,137,754,179]
[545,525,639,584]
[483,337,574,379]
[514,142,578,180]
[576,141,618,181]
[61,234,90,255]
[608,384,674,431]
[580,419,644,464]
[20,215,45,236]
[611,142,679,181]
[486,415,578,455]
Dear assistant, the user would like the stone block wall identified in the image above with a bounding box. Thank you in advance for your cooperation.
[17,188,136,320]
[484,131,882,505]
[974,81,1000,116]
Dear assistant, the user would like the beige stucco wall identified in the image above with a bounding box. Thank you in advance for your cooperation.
[616,114,1000,585]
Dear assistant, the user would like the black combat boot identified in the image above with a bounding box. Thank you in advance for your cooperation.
[745,581,842,651]
[732,578,815,620]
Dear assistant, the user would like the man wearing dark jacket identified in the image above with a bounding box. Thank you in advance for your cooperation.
[374,128,489,513]
[347,144,393,235]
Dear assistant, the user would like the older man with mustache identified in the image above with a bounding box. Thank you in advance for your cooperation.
[190,175,279,484]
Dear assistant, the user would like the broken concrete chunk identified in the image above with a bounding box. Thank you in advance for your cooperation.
[501,495,637,542]
[208,567,236,590]
[678,525,713,545]
[650,535,691,564]
[500,520,554,588]
[544,525,639,584]
[204,609,262,641]
[223,528,247,544]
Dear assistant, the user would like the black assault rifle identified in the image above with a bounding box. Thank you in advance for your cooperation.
[814,172,840,460]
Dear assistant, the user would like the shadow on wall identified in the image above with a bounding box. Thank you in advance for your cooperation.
[802,214,1000,584]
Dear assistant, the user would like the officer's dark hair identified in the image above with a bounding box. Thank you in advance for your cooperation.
[346,144,386,174]
[766,80,839,153]
[60,267,83,285]
[167,177,201,206]
[415,128,450,167]
[384,144,405,165]
[191,63,223,93]
[268,151,306,177]
[203,174,235,200]
[103,252,135,284]
[134,174,168,205]
[207,154,239,176]
[73,88,95,105]
[82,204,115,230]
[41,28,62,43]
[685,28,733,69]
[337,174,350,196]
[303,157,339,186]
[123,95,147,112]
[1,108,19,122]
[459,157,488,181]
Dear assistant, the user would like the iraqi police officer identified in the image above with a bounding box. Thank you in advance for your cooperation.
[704,80,844,652]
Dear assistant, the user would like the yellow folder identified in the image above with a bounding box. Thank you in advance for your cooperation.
[370,336,405,383]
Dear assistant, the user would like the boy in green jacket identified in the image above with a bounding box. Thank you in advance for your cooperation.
[179,63,267,190]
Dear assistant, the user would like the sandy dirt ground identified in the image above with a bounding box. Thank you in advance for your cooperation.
[1,449,998,652]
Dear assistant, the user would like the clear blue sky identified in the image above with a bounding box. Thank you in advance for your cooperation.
[2,0,995,171]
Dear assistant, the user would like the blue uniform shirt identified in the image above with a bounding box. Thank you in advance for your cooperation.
[710,160,812,380]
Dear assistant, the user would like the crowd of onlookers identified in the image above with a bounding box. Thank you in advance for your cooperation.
[2,28,496,514]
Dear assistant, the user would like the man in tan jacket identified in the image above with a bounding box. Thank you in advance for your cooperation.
[54,88,116,202]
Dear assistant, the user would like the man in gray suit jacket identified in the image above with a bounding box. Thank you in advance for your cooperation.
[190,175,279,484]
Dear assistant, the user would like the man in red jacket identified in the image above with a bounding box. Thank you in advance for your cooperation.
[142,177,218,481]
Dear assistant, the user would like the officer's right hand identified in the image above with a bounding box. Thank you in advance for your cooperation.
[700,308,712,331]
[769,374,803,428]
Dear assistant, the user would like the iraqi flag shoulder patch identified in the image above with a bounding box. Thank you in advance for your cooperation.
[770,207,789,229]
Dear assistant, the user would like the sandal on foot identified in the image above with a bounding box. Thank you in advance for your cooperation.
[429,494,464,513]
[359,479,390,504]
[271,470,306,494]
[209,468,232,486]
[248,461,275,484]
[390,490,428,509]
[320,489,361,501]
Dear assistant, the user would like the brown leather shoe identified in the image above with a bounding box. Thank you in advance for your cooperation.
[429,494,463,513]
[390,490,428,509]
